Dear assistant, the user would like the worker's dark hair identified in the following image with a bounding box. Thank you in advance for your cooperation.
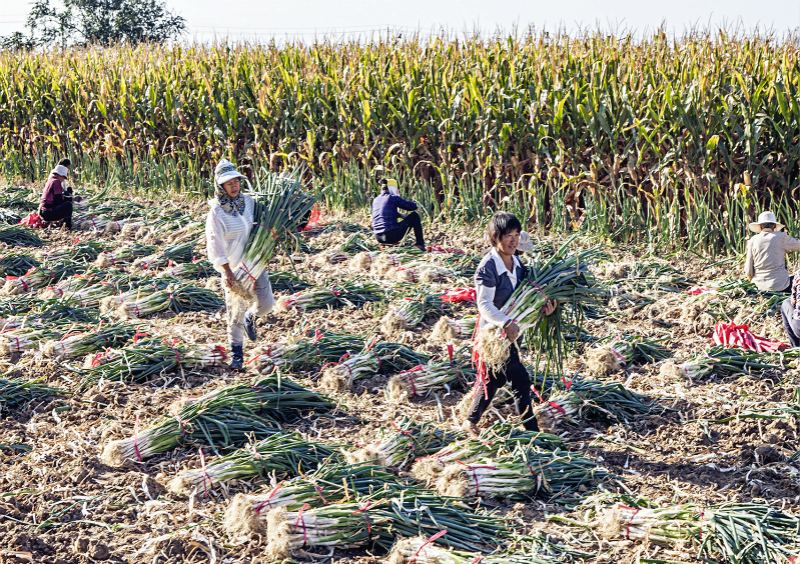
[761,222,777,229]
[486,212,522,246]
[380,178,389,191]
[57,158,71,168]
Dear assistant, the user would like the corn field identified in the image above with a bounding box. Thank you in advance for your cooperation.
[3,30,800,253]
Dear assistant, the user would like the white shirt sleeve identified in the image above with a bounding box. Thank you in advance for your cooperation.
[205,208,229,271]
[476,284,511,329]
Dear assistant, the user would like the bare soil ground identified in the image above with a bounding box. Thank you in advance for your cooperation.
[0,195,797,564]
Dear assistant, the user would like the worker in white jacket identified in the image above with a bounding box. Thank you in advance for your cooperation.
[205,159,274,369]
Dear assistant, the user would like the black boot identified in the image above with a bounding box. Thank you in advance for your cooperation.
[244,311,258,341]
[230,343,244,370]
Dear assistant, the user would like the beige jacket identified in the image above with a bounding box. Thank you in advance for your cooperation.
[744,229,800,291]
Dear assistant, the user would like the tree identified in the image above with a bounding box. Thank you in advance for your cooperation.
[3,0,186,49]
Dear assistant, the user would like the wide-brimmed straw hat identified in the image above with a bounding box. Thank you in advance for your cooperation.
[50,164,68,177]
[214,159,246,187]
[517,231,534,252]
[748,211,785,233]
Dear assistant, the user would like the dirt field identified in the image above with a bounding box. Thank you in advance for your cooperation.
[0,189,797,564]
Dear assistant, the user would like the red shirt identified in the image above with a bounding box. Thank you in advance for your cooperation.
[40,175,64,209]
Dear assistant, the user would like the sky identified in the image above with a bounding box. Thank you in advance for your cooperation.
[0,0,798,41]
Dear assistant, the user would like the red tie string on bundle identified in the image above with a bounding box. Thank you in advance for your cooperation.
[294,503,310,546]
[713,321,786,353]
[441,288,476,303]
[353,501,373,536]
[619,504,641,540]
[456,461,497,495]
[254,484,283,514]
[410,530,448,564]
[685,285,712,296]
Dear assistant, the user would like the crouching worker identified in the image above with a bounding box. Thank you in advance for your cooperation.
[462,212,557,436]
[205,159,274,370]
[372,178,426,251]
[782,274,800,348]
[745,211,800,293]
[39,161,74,229]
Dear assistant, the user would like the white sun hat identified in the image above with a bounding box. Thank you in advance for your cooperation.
[748,211,784,233]
[50,164,68,177]
[214,159,246,187]
[517,231,534,252]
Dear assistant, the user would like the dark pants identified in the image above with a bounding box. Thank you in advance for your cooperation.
[40,201,72,229]
[467,345,539,431]
[781,298,800,348]
[375,211,424,247]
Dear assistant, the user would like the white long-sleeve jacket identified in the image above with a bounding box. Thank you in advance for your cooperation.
[205,195,255,273]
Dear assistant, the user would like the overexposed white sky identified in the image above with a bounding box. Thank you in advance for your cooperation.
[0,0,798,41]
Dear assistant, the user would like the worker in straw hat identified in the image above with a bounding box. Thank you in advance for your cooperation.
[744,211,800,293]
[205,159,274,370]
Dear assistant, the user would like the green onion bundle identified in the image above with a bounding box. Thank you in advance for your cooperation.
[168,432,338,494]
[94,244,156,268]
[319,342,428,393]
[57,281,118,308]
[156,259,214,279]
[250,330,364,371]
[269,271,311,291]
[412,423,564,484]
[0,376,65,412]
[40,323,138,361]
[169,373,333,422]
[533,377,655,431]
[132,242,195,270]
[39,273,98,300]
[107,283,223,319]
[430,315,478,343]
[344,417,461,469]
[586,334,672,376]
[73,213,115,232]
[311,249,350,266]
[224,462,403,537]
[659,345,783,382]
[231,177,315,300]
[277,281,381,312]
[2,262,82,296]
[349,250,381,271]
[388,537,555,564]
[100,388,281,467]
[584,494,800,563]
[263,502,392,560]
[0,252,38,278]
[387,354,475,401]
[392,261,456,284]
[39,241,107,264]
[0,226,42,247]
[381,293,447,335]
[0,326,57,356]
[475,239,602,376]
[436,447,605,499]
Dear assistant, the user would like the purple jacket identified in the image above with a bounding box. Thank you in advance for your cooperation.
[371,192,418,234]
[40,176,65,210]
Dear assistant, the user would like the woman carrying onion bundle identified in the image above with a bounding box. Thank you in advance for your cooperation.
[462,212,556,437]
[206,160,274,370]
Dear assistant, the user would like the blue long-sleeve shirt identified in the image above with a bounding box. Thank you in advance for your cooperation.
[371,192,418,234]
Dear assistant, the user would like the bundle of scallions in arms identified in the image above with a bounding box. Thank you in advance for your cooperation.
[276,280,381,312]
[224,462,403,537]
[104,283,223,319]
[168,432,339,495]
[381,292,448,335]
[132,241,195,270]
[475,238,603,377]
[532,377,655,431]
[659,345,786,382]
[578,493,800,564]
[0,376,65,412]
[40,322,138,361]
[319,341,428,393]
[585,333,671,376]
[229,176,315,307]
[101,385,283,467]
[435,445,606,500]
[167,373,333,423]
[412,422,563,484]
[343,417,461,469]
[78,338,228,388]
[250,330,364,371]
[386,349,474,400]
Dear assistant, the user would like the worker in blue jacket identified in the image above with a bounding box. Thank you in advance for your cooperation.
[371,179,426,251]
